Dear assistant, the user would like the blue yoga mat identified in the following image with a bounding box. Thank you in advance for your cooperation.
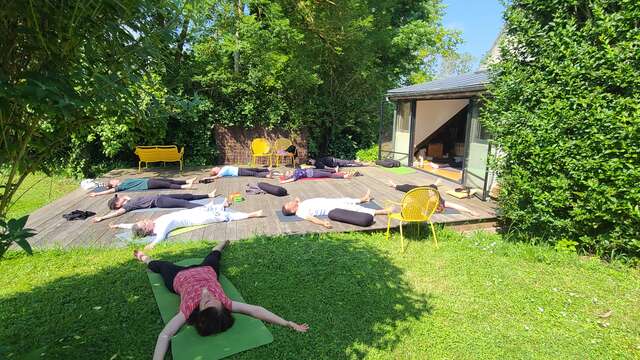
[275,201,382,222]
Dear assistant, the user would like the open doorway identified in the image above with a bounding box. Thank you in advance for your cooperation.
[412,99,468,182]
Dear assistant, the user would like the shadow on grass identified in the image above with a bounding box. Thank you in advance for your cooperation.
[1,234,432,359]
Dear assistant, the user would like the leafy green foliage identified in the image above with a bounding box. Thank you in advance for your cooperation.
[1,232,639,358]
[356,144,379,162]
[0,216,35,258]
[483,0,640,262]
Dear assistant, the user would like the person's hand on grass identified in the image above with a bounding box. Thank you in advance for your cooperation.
[287,321,309,332]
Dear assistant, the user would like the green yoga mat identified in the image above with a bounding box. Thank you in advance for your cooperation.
[379,166,416,175]
[147,259,274,360]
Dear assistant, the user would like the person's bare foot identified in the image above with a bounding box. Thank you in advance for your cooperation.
[186,177,198,186]
[223,197,230,208]
[360,189,372,203]
[133,250,151,264]
[208,189,217,198]
[387,180,397,188]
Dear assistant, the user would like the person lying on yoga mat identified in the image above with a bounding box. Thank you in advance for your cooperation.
[308,156,365,169]
[110,199,263,250]
[134,240,309,360]
[279,168,352,184]
[387,180,478,215]
[281,189,391,228]
[92,190,219,223]
[89,177,198,197]
[206,166,274,180]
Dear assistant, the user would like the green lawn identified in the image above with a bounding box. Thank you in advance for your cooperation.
[5,173,77,219]
[1,230,638,359]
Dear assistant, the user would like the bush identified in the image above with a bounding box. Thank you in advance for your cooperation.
[483,1,640,263]
[356,144,379,162]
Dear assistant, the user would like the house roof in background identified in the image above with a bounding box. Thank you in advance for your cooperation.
[387,70,489,100]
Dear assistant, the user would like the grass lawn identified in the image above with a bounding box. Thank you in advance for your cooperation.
[1,230,638,359]
[5,173,77,219]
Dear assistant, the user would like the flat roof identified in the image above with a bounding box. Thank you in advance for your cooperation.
[387,70,489,100]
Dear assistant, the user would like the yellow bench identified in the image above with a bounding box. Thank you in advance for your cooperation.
[134,145,184,173]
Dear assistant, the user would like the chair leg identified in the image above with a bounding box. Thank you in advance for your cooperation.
[430,222,438,247]
[138,161,142,173]
[385,216,391,241]
[399,222,405,253]
[416,222,420,238]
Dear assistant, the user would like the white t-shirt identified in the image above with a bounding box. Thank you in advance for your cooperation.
[153,203,227,242]
[295,198,357,218]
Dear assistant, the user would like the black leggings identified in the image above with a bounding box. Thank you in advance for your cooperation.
[238,168,270,178]
[316,157,363,169]
[308,169,342,179]
[155,194,208,209]
[148,250,222,294]
[147,178,187,190]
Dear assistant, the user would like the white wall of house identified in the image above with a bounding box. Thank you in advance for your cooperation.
[413,99,469,153]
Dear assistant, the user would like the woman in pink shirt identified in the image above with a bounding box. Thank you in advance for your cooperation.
[134,240,309,360]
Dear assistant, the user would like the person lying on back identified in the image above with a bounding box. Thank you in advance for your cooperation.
[92,190,219,223]
[205,166,274,180]
[280,189,391,228]
[387,180,478,216]
[89,177,197,197]
[279,168,353,184]
[308,156,365,169]
[110,199,264,250]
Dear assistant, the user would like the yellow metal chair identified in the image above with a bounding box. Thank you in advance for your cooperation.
[385,187,440,252]
[273,138,295,167]
[250,138,273,167]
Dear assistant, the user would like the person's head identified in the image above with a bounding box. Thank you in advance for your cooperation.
[106,179,121,189]
[188,288,235,336]
[131,219,155,238]
[281,198,300,216]
[306,159,316,166]
[107,195,127,210]
[210,167,221,176]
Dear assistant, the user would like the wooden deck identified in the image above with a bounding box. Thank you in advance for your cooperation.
[25,166,497,248]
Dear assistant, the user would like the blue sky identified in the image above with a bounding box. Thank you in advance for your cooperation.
[441,0,505,68]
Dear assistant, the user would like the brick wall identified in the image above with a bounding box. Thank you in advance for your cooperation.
[213,125,308,166]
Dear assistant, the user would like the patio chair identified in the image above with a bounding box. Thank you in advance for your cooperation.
[273,138,295,167]
[250,138,273,167]
[385,187,440,252]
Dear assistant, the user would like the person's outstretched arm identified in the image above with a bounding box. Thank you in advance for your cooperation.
[279,177,295,184]
[93,208,127,223]
[109,222,133,229]
[89,188,116,197]
[303,216,332,229]
[153,312,186,360]
[231,301,309,332]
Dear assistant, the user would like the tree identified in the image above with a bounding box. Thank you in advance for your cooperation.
[0,0,173,254]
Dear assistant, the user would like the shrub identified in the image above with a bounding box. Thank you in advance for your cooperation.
[356,144,379,162]
[483,1,640,263]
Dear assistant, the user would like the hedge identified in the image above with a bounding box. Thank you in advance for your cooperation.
[483,0,640,263]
